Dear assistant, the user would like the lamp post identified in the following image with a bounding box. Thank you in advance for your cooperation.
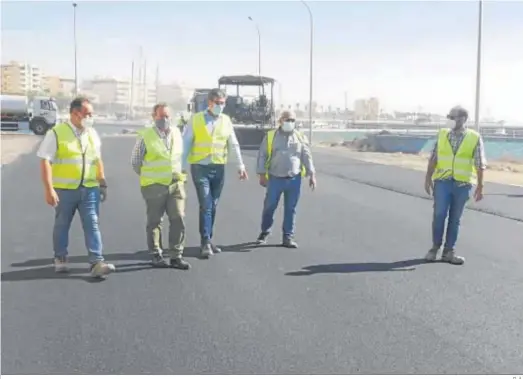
[300,0,314,143]
[473,0,483,131]
[248,16,261,77]
[73,2,78,96]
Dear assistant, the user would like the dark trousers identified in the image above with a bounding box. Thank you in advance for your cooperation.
[191,164,225,245]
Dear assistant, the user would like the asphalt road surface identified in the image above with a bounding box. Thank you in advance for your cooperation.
[2,136,522,375]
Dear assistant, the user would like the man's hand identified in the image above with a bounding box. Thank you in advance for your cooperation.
[258,174,268,188]
[100,186,108,202]
[309,175,317,191]
[424,176,434,196]
[239,168,248,181]
[99,179,107,202]
[474,184,484,202]
[45,188,59,207]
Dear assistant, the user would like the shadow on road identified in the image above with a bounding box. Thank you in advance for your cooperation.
[285,259,429,276]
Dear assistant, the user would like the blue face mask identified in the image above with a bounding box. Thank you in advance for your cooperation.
[211,104,224,116]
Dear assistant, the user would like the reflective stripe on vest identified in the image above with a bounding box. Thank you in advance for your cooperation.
[188,111,233,164]
[265,129,307,180]
[52,123,98,189]
[139,127,183,187]
[432,128,480,184]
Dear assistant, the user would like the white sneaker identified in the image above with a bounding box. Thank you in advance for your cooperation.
[425,246,439,262]
[54,258,70,273]
[90,261,115,278]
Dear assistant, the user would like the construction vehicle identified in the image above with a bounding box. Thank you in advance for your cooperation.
[1,94,58,135]
[187,75,276,128]
[218,75,276,128]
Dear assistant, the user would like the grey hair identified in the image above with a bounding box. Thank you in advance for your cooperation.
[208,88,226,101]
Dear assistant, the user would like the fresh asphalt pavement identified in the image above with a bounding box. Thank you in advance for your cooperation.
[2,136,522,374]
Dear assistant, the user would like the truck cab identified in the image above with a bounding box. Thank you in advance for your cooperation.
[0,95,58,135]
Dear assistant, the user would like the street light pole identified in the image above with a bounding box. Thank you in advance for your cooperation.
[73,2,78,97]
[248,16,261,77]
[473,0,483,131]
[301,0,314,144]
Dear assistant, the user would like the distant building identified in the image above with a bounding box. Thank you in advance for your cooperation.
[1,61,42,95]
[353,97,380,120]
[42,76,76,97]
[156,83,193,110]
[81,77,156,114]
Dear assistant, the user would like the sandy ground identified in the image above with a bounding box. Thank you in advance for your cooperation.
[1,134,42,166]
[315,144,523,187]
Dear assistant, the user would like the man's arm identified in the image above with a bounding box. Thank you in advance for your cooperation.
[474,136,487,187]
[90,129,106,185]
[36,130,57,192]
[131,137,146,175]
[227,129,246,171]
[426,141,438,179]
[256,134,269,176]
[299,134,316,177]
[181,116,195,172]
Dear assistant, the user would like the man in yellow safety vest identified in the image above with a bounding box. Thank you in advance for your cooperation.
[424,106,486,265]
[182,88,248,258]
[131,103,190,269]
[255,110,316,248]
[37,97,115,278]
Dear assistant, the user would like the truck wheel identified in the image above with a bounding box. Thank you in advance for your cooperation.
[31,121,48,136]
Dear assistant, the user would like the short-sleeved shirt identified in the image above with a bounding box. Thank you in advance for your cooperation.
[36,121,102,162]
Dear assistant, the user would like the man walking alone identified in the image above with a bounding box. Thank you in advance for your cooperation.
[424,106,486,265]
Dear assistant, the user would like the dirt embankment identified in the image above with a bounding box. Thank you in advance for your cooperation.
[316,141,523,187]
[1,134,42,166]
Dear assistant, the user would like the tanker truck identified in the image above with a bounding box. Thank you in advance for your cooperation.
[1,94,58,135]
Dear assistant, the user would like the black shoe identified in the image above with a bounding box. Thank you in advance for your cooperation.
[151,253,170,268]
[256,232,269,245]
[170,257,191,270]
[282,237,298,249]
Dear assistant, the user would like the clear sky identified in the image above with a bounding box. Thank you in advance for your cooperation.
[1,0,522,121]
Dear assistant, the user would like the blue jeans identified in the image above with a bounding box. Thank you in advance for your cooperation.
[190,164,225,245]
[432,179,471,250]
[53,187,104,264]
[261,175,302,238]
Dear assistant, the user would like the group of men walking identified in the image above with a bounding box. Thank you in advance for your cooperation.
[37,92,484,279]
[38,89,316,278]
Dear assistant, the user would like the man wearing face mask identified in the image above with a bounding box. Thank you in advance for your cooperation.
[182,88,248,258]
[131,103,190,270]
[37,97,115,278]
[424,105,486,265]
[255,110,316,248]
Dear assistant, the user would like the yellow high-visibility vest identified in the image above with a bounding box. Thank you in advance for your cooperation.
[52,123,99,189]
[187,111,233,164]
[432,128,480,184]
[139,127,183,187]
[265,129,307,180]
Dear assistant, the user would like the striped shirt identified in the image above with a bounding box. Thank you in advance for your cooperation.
[130,125,174,175]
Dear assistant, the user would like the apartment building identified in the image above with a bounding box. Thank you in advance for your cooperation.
[1,61,42,95]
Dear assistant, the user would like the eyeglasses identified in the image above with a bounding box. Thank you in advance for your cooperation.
[284,118,296,122]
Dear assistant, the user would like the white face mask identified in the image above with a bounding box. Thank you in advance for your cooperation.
[281,121,295,132]
[446,119,457,129]
[81,116,94,129]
